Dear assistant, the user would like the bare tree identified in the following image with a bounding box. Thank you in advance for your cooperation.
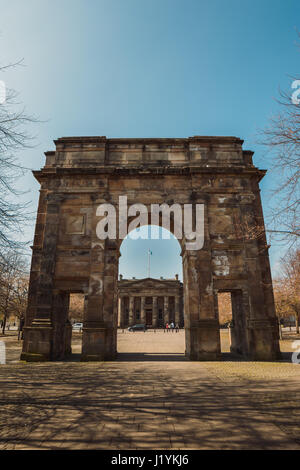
[273,279,294,338]
[259,34,300,247]
[217,292,232,326]
[9,274,28,339]
[69,294,84,323]
[0,60,37,261]
[280,249,300,333]
[0,251,29,335]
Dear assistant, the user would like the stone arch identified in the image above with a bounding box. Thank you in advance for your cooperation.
[20,136,281,362]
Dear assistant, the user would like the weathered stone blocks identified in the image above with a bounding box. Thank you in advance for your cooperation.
[21,136,280,362]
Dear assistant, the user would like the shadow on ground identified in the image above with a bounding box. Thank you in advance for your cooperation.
[0,359,300,450]
[63,351,293,363]
[117,352,187,362]
[0,331,299,449]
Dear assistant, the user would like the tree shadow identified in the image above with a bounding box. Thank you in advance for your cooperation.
[0,360,300,450]
[117,352,187,362]
[54,351,294,363]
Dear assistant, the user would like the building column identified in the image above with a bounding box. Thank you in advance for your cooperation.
[153,296,158,327]
[164,296,169,325]
[121,296,127,328]
[129,296,134,326]
[175,295,180,326]
[141,297,146,324]
[124,296,129,327]
[118,296,123,328]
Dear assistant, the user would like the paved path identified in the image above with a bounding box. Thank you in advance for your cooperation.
[0,331,299,450]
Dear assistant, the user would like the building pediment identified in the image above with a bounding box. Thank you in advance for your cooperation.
[118,277,182,291]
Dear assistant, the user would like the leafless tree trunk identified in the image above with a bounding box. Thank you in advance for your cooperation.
[278,249,300,334]
[296,314,299,334]
[259,33,300,248]
[0,251,28,335]
[279,319,283,340]
[0,60,37,261]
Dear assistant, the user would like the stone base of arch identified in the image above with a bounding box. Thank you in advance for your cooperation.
[81,326,117,362]
[20,321,53,362]
[247,319,281,361]
[185,320,221,361]
[20,317,281,362]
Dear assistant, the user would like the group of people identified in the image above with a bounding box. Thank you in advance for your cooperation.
[164,322,180,332]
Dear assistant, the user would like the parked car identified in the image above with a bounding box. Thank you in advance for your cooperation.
[128,324,147,332]
[72,322,83,331]
[280,317,296,328]
[220,320,233,329]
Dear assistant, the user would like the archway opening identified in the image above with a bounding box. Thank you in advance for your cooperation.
[217,292,233,354]
[52,292,85,361]
[216,290,247,357]
[69,293,84,359]
[117,225,185,360]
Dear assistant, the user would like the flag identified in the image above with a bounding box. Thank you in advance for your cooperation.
[147,249,152,278]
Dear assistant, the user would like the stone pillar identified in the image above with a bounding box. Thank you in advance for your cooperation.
[244,242,280,360]
[21,193,63,362]
[81,195,119,361]
[104,242,119,357]
[64,319,72,357]
[244,184,281,360]
[81,242,119,361]
[81,234,105,360]
[153,296,158,327]
[83,294,89,320]
[230,290,248,356]
[24,189,47,328]
[129,296,135,326]
[141,297,146,324]
[51,290,71,360]
[175,295,180,326]
[164,296,169,325]
[183,246,221,361]
[119,296,127,328]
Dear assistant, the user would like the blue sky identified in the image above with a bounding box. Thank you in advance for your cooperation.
[119,227,182,280]
[0,0,299,278]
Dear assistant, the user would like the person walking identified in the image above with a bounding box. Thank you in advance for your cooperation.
[175,323,180,333]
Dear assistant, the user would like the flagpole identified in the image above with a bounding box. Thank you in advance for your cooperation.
[148,249,150,278]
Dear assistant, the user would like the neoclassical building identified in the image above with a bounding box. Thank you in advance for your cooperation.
[118,275,184,328]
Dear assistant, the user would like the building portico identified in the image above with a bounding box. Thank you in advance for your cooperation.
[118,275,184,328]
